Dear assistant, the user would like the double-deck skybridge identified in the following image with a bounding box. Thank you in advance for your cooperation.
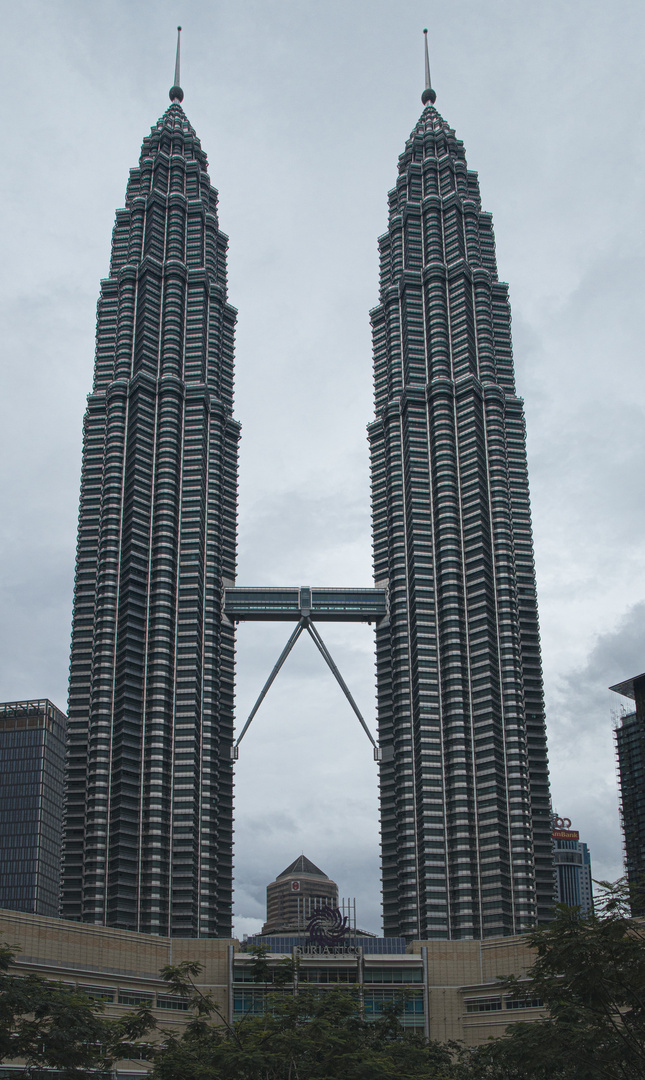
[223,587,388,760]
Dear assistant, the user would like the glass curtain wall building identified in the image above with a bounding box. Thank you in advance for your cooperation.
[610,672,645,914]
[552,817,592,914]
[0,700,66,916]
[368,51,553,939]
[62,72,239,937]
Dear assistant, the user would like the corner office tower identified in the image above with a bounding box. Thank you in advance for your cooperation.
[62,47,239,936]
[369,38,552,939]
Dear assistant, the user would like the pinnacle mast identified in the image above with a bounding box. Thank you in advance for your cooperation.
[169,25,184,102]
[421,28,436,105]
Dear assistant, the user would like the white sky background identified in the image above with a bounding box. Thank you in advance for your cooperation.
[1,0,644,937]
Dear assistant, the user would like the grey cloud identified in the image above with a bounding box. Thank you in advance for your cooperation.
[548,603,645,880]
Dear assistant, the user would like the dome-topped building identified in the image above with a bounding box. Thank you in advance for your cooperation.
[262,856,338,934]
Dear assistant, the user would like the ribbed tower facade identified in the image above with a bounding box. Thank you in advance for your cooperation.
[62,87,239,937]
[369,76,552,939]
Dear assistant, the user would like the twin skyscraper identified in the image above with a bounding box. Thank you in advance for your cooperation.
[61,33,553,941]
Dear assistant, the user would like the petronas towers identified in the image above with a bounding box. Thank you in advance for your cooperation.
[62,39,553,938]
[370,61,552,938]
[62,76,239,936]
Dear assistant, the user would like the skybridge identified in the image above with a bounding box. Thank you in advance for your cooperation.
[223,586,387,624]
[223,586,388,761]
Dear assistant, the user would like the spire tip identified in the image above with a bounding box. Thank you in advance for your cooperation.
[421,27,436,106]
[169,25,184,103]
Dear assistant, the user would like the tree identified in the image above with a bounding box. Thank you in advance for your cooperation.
[0,944,155,1078]
[151,961,457,1080]
[465,879,645,1080]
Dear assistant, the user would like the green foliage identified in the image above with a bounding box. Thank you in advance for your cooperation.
[247,944,272,984]
[0,943,155,1078]
[237,945,297,989]
[272,955,298,987]
[464,879,645,1080]
[150,966,456,1080]
[237,944,296,989]
[159,958,217,1017]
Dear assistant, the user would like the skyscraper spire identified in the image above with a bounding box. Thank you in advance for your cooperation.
[169,25,184,102]
[421,28,436,105]
[62,72,239,938]
[370,51,553,940]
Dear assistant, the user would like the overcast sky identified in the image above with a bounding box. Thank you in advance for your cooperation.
[1,0,644,937]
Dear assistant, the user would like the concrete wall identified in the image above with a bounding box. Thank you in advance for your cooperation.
[0,909,546,1064]
[0,909,236,1076]
[411,936,546,1045]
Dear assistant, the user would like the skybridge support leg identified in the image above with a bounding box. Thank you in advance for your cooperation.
[230,616,381,761]
[231,618,306,758]
[305,619,380,758]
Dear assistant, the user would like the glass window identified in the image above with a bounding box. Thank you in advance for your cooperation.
[79,986,115,1002]
[465,997,502,1013]
[364,967,423,983]
[156,995,189,1010]
[118,992,154,1007]
[233,989,268,1017]
[299,968,357,984]
[363,988,424,1026]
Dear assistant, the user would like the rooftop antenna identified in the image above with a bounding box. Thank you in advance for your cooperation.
[169,26,184,102]
[421,28,436,105]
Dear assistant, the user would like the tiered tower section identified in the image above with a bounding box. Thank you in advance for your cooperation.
[369,95,553,939]
[62,98,239,937]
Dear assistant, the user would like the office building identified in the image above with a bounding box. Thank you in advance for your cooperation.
[262,855,339,934]
[0,699,66,917]
[610,672,645,913]
[368,35,552,939]
[62,42,240,937]
[552,815,592,914]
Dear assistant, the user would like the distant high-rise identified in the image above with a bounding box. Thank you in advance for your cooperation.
[552,815,593,914]
[369,33,553,939]
[62,38,239,937]
[262,856,338,934]
[0,699,66,917]
[610,672,645,913]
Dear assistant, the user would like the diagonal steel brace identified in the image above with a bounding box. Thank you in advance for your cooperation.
[230,616,380,760]
[231,618,306,757]
[304,619,378,751]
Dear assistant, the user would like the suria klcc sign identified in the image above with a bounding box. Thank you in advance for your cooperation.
[295,904,361,954]
[306,905,349,946]
[552,815,580,841]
